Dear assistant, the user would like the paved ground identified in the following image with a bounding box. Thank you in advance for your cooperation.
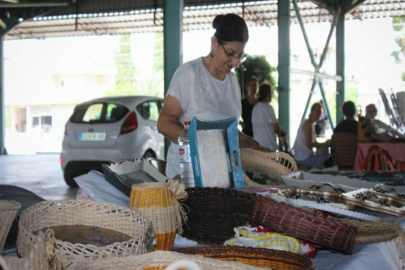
[0,154,77,201]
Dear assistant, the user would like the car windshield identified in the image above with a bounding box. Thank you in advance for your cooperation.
[70,102,129,124]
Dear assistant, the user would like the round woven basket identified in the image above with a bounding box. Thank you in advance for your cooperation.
[17,200,154,264]
[129,182,187,251]
[176,246,315,270]
[241,149,297,189]
[76,250,260,270]
[0,200,21,254]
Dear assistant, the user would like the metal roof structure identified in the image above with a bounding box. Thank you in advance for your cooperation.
[4,0,405,40]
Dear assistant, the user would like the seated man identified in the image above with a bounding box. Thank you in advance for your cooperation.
[334,101,358,135]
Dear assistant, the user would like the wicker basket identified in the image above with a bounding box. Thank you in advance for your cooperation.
[17,200,154,264]
[250,196,357,254]
[76,250,260,270]
[182,187,256,244]
[129,181,187,251]
[0,200,21,254]
[344,219,401,244]
[176,246,314,270]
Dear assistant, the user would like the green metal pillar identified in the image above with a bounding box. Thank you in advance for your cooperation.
[163,0,183,158]
[0,17,19,155]
[278,0,290,137]
[336,10,345,122]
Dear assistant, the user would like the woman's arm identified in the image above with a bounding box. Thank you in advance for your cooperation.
[238,130,261,150]
[303,121,329,149]
[157,95,184,144]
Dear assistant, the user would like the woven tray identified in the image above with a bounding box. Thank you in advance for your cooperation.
[17,200,154,265]
[182,188,256,244]
[250,196,357,254]
[344,219,401,244]
[76,250,260,270]
[241,149,297,182]
[176,246,314,270]
[0,200,21,254]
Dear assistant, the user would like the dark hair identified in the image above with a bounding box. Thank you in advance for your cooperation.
[366,104,377,113]
[257,84,271,102]
[213,14,249,43]
[310,103,322,112]
[248,76,258,84]
[342,101,356,117]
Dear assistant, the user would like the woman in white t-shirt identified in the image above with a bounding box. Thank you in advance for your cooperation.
[252,84,287,151]
[157,13,261,179]
[293,103,331,169]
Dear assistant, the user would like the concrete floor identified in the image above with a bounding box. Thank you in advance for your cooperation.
[0,154,77,201]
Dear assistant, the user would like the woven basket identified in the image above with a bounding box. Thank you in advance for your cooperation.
[344,219,401,244]
[76,250,260,270]
[241,149,297,189]
[129,181,187,251]
[0,200,21,254]
[17,200,154,264]
[182,187,256,244]
[250,196,357,254]
[176,246,315,270]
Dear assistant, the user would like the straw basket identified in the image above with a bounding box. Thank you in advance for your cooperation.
[17,200,154,265]
[182,187,256,244]
[76,250,260,270]
[176,246,315,270]
[241,149,297,188]
[0,200,21,254]
[129,181,187,250]
[250,196,357,254]
[344,219,401,244]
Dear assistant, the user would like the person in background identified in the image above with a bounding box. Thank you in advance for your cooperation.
[293,103,331,169]
[240,76,258,137]
[157,13,261,179]
[252,84,287,151]
[365,104,378,120]
[315,99,329,137]
[334,101,358,135]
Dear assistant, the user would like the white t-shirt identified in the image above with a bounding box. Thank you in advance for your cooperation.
[251,102,278,151]
[293,120,315,161]
[165,57,242,178]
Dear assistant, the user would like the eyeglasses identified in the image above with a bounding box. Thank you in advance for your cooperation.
[220,43,247,64]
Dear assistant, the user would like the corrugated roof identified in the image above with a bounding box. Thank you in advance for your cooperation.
[5,0,405,40]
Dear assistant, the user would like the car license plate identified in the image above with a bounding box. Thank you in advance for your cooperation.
[78,132,106,141]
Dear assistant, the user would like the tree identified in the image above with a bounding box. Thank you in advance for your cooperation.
[235,55,277,98]
[391,16,405,81]
[106,34,137,96]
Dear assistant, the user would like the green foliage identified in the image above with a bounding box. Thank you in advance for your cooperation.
[106,34,137,96]
[402,71,405,81]
[235,55,277,97]
[325,86,359,123]
[391,16,405,64]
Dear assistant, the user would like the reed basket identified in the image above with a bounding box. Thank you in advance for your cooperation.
[250,196,357,254]
[17,200,154,264]
[0,200,21,254]
[182,187,256,244]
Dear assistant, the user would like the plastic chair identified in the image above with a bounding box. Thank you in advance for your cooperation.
[331,133,357,170]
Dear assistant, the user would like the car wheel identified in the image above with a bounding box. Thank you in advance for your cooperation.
[64,172,78,188]
[143,150,156,159]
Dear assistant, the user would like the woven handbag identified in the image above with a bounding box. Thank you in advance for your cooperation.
[0,200,21,254]
[17,200,154,265]
[176,246,315,270]
[250,196,357,254]
[76,250,260,270]
[182,187,256,244]
[129,181,187,251]
[344,219,402,244]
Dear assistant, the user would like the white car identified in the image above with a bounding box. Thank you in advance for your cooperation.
[60,95,164,187]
